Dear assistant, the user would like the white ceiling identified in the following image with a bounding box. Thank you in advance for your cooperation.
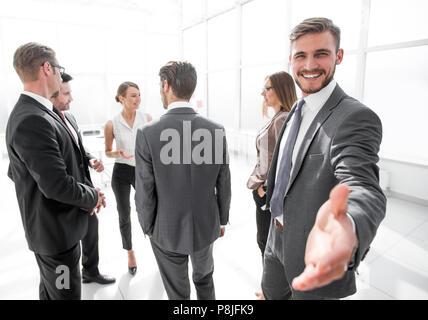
[32,0,181,14]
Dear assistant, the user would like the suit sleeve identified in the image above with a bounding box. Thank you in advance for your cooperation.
[8,164,13,181]
[83,143,95,164]
[84,148,95,167]
[216,128,231,225]
[135,128,157,236]
[330,106,387,270]
[12,115,98,211]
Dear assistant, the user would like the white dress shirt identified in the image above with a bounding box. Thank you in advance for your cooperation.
[167,101,194,110]
[112,110,148,167]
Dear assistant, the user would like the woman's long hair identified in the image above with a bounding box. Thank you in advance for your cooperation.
[263,71,297,118]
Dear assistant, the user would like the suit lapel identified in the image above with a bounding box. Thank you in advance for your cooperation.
[285,85,347,195]
[21,96,78,149]
[22,95,63,125]
[64,113,86,152]
[64,112,78,133]
[51,107,80,150]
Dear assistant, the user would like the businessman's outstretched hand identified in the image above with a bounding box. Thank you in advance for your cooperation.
[292,184,358,291]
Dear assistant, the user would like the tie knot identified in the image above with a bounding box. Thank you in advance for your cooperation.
[297,99,305,111]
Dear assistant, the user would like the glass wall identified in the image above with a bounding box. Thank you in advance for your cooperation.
[3,0,428,165]
[181,0,428,165]
[368,0,428,46]
[364,0,428,163]
[241,0,287,67]
[365,45,428,164]
[0,0,180,133]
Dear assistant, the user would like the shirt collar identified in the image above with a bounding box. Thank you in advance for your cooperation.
[302,79,337,112]
[168,101,193,110]
[22,91,53,111]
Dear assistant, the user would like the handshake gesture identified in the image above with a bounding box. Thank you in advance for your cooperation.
[90,188,106,216]
[292,184,358,291]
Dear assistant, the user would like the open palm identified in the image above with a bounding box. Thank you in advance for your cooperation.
[292,184,358,291]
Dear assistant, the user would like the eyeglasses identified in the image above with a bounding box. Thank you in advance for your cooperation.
[41,61,65,76]
[262,86,273,93]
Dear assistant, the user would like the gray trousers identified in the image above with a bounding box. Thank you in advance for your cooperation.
[150,240,215,300]
[261,219,335,300]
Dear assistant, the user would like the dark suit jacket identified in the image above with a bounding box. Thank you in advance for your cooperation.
[6,94,98,255]
[265,84,387,298]
[52,107,94,187]
[135,107,231,255]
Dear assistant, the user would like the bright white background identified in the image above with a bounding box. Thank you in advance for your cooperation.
[180,0,428,203]
[0,0,181,129]
[1,0,427,168]
[1,0,428,300]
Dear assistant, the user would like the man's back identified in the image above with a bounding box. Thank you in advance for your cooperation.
[135,107,231,254]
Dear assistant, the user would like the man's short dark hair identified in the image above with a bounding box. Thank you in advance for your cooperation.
[290,17,341,52]
[159,61,197,100]
[61,72,73,83]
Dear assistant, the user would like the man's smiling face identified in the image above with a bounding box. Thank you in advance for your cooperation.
[290,31,343,97]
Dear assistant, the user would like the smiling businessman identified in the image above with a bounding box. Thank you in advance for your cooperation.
[261,18,386,300]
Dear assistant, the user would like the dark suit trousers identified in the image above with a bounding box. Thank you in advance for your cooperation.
[81,213,99,276]
[111,163,135,250]
[261,220,335,300]
[34,243,81,300]
[252,190,271,257]
[150,240,215,300]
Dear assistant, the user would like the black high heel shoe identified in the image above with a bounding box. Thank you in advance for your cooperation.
[128,266,137,276]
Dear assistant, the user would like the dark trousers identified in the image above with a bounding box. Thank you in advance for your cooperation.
[111,163,135,250]
[34,243,81,300]
[151,240,215,300]
[252,190,271,257]
[81,213,99,276]
[261,220,335,300]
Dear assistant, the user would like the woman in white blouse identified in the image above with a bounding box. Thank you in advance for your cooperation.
[104,82,152,275]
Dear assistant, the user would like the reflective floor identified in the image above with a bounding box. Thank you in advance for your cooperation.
[1,155,428,300]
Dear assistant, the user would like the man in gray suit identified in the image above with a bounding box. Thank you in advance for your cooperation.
[261,18,386,300]
[135,61,231,300]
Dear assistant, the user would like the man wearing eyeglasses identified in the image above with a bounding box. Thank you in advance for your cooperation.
[6,42,105,300]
